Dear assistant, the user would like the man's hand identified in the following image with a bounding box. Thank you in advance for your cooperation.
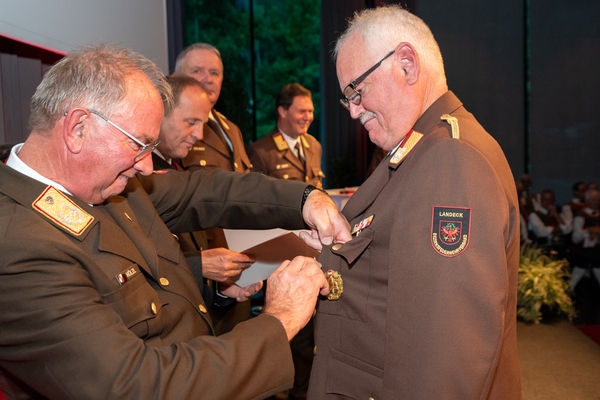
[218,281,263,302]
[201,248,255,284]
[263,256,329,341]
[300,189,351,250]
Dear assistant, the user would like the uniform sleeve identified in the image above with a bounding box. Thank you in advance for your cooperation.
[136,168,308,234]
[384,136,519,399]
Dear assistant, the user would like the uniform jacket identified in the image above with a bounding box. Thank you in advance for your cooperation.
[181,110,253,173]
[0,161,309,400]
[247,129,324,188]
[308,91,521,400]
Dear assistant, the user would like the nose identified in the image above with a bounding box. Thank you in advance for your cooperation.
[135,153,154,176]
[191,123,204,142]
[349,102,364,120]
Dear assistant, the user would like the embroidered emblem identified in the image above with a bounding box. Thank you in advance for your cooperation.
[431,206,471,257]
[32,186,94,236]
[351,214,374,236]
[441,114,460,139]
[390,130,424,165]
[273,133,289,151]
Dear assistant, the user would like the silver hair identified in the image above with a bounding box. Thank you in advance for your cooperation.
[174,43,222,73]
[334,5,446,88]
[29,43,173,132]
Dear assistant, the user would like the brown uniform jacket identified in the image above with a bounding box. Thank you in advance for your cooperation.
[0,161,309,400]
[308,91,521,399]
[247,129,324,188]
[181,110,253,173]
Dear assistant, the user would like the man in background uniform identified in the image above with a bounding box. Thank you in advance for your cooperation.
[247,83,324,189]
[174,43,255,333]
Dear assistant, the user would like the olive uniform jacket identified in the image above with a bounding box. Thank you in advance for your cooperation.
[247,129,324,189]
[181,110,253,174]
[308,91,521,399]
[0,160,309,400]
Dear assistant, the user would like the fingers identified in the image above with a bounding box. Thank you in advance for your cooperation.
[299,230,323,251]
[301,190,352,246]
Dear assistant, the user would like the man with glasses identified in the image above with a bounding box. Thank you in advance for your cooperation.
[308,6,521,400]
[0,44,351,399]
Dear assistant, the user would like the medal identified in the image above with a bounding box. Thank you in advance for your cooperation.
[325,270,343,300]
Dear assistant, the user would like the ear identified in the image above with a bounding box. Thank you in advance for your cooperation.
[277,105,287,119]
[395,42,419,85]
[62,109,88,155]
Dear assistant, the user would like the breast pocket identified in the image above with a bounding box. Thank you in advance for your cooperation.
[100,267,166,339]
[325,347,383,399]
[318,229,374,322]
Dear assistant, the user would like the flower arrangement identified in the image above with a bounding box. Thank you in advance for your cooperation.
[517,244,574,323]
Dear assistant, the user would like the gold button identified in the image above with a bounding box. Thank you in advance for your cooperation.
[151,302,157,315]
[234,162,239,169]
[172,233,179,242]
[200,160,207,166]
[313,345,317,356]
[332,243,342,251]
[159,277,170,286]
[124,213,132,222]
[368,398,375,400]
[283,174,289,179]
[198,304,207,314]
[305,176,309,182]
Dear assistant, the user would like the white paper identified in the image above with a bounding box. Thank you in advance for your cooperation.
[224,229,320,286]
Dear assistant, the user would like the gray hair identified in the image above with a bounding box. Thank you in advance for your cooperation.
[29,43,173,132]
[334,5,446,88]
[174,43,222,73]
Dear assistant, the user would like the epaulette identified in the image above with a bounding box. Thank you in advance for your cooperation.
[32,186,94,236]
[441,114,460,139]
[272,132,289,151]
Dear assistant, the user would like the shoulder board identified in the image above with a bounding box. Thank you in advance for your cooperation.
[272,133,289,151]
[441,114,460,139]
[32,186,94,236]
[300,135,310,149]
[390,130,424,166]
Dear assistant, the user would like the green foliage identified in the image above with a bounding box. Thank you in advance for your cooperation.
[517,244,574,324]
[183,0,321,143]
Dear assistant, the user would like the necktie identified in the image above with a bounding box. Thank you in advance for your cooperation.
[295,140,306,172]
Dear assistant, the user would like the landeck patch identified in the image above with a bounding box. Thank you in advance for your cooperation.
[431,206,471,257]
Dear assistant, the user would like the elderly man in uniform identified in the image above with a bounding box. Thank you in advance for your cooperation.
[308,6,521,400]
[247,83,325,189]
[0,44,351,400]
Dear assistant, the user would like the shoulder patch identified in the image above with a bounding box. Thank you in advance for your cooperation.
[431,206,471,257]
[390,130,424,165]
[272,133,289,151]
[32,186,94,236]
[441,114,460,139]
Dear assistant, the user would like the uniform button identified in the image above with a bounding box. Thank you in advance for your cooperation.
[159,277,170,286]
[368,397,375,400]
[172,233,179,242]
[200,160,207,166]
[198,304,207,314]
[305,176,309,182]
[332,243,342,251]
[234,162,239,169]
[283,174,289,179]
[313,345,317,356]
[151,302,157,315]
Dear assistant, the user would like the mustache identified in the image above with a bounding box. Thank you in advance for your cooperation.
[359,111,377,125]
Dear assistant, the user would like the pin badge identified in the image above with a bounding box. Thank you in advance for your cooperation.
[325,270,343,300]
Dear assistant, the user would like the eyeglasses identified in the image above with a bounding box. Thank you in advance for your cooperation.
[339,50,395,111]
[88,109,159,162]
